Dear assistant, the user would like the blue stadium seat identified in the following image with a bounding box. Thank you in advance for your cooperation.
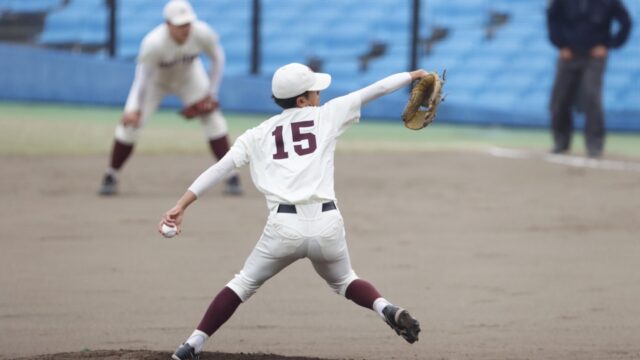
[365,55,407,75]
[323,60,361,78]
[39,10,85,44]
[421,53,461,73]
[621,89,640,111]
[443,70,488,94]
[38,0,108,45]
[477,90,522,110]
[525,89,551,109]
[492,71,537,92]
[29,0,639,123]
[3,0,60,13]
[80,16,108,44]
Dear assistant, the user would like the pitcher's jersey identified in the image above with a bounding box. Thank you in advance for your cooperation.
[137,20,221,87]
[228,93,361,207]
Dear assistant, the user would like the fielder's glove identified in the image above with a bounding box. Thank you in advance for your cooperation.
[180,95,219,119]
[401,72,445,130]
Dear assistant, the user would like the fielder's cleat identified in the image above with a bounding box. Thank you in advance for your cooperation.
[172,343,199,360]
[382,305,421,344]
[99,174,118,196]
[224,176,243,196]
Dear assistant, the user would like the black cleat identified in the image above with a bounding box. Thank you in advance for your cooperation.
[224,175,243,196]
[383,305,421,344]
[172,343,199,360]
[99,174,118,196]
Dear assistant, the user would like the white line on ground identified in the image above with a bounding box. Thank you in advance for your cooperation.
[487,147,533,159]
[488,147,640,173]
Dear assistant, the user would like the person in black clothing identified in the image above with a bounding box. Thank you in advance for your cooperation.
[546,0,632,157]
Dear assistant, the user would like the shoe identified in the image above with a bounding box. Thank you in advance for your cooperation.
[587,150,602,159]
[550,147,568,155]
[172,343,199,360]
[224,176,243,196]
[382,305,421,344]
[99,174,118,196]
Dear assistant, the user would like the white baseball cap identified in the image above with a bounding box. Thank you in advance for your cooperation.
[163,0,196,26]
[272,63,332,99]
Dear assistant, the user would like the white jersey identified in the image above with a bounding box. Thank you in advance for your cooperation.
[229,93,361,208]
[187,72,413,209]
[124,20,225,112]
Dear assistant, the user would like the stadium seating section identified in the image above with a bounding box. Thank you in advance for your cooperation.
[1,0,638,127]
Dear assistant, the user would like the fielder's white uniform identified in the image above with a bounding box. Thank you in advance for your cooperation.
[188,72,413,302]
[116,20,228,144]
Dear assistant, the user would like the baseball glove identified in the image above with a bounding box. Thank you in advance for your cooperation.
[180,95,218,119]
[401,72,445,130]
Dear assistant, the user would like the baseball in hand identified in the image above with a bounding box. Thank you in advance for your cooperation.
[161,223,178,238]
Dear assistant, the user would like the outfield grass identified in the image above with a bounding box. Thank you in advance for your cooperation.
[1,102,639,156]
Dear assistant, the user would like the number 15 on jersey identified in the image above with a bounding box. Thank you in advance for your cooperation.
[272,120,317,159]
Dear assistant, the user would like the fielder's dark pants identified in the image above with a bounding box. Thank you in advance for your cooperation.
[549,56,607,156]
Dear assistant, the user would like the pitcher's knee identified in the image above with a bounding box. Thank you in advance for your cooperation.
[328,271,359,296]
[226,271,261,302]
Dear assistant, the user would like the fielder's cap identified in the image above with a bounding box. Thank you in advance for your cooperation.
[272,63,332,99]
[163,0,196,26]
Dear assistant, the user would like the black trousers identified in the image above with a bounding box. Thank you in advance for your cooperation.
[549,56,607,156]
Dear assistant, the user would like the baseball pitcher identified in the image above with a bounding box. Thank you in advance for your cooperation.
[99,0,242,196]
[160,63,427,360]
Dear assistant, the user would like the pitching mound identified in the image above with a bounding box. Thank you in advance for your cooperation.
[14,350,331,360]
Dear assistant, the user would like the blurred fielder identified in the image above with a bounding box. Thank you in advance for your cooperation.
[99,0,242,196]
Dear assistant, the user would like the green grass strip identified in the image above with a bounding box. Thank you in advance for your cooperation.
[1,102,639,156]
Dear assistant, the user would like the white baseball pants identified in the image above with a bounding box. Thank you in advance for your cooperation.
[115,63,228,144]
[226,203,359,302]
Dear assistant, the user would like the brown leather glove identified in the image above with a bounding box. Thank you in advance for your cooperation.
[401,72,445,130]
[180,95,219,119]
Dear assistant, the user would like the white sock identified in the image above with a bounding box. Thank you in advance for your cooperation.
[373,297,392,320]
[106,168,117,177]
[185,329,209,353]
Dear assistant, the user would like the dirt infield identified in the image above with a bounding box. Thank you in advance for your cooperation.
[1,151,640,360]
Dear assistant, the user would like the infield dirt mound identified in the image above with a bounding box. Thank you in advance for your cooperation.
[14,350,331,360]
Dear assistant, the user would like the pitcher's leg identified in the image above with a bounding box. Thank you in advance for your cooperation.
[345,279,381,309]
[174,286,242,359]
[310,239,421,344]
[226,245,298,302]
[197,287,242,336]
[174,230,299,358]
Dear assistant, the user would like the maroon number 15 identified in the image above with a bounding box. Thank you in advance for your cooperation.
[272,120,317,159]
